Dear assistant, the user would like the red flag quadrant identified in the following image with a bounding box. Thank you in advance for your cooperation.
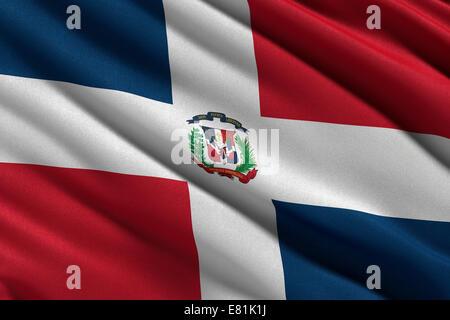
[248,0,450,139]
[0,163,201,299]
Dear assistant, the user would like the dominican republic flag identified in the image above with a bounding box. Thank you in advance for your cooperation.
[0,0,449,300]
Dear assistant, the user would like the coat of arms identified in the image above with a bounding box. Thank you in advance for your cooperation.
[187,112,257,183]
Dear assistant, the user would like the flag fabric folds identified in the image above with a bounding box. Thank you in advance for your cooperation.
[0,0,449,299]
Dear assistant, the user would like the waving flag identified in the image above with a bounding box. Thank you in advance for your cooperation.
[0,0,449,300]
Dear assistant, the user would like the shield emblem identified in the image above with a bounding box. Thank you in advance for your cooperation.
[201,126,238,164]
[187,112,257,184]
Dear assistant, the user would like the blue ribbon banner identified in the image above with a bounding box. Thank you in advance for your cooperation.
[186,112,247,132]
